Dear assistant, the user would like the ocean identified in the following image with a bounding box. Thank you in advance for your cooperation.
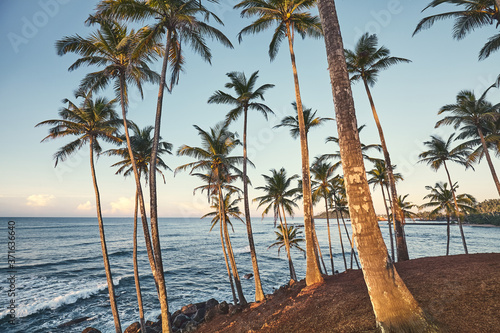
[1,217,499,333]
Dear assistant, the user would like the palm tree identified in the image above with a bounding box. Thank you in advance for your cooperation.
[207,70,274,302]
[311,159,338,274]
[176,122,247,305]
[202,190,244,305]
[254,168,301,281]
[398,194,418,221]
[274,102,333,139]
[418,134,473,253]
[105,122,172,333]
[37,91,123,332]
[269,225,305,257]
[345,32,412,262]
[436,89,500,196]
[236,0,324,285]
[55,17,173,330]
[414,0,500,60]
[316,1,437,330]
[421,182,477,255]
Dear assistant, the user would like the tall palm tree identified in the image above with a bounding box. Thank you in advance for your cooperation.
[418,134,473,253]
[176,122,247,305]
[311,159,338,274]
[105,122,172,333]
[274,102,333,139]
[421,182,477,255]
[54,16,173,330]
[236,0,324,285]
[37,91,123,333]
[345,32,412,262]
[436,89,500,196]
[207,70,274,302]
[269,225,305,257]
[316,1,437,330]
[254,168,301,281]
[202,190,244,305]
[414,0,500,60]
[398,194,418,222]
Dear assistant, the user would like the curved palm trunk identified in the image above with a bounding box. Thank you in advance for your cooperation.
[219,189,247,305]
[340,214,360,269]
[362,79,409,262]
[285,22,323,285]
[242,108,265,301]
[380,183,395,262]
[219,203,238,305]
[317,1,439,330]
[443,162,468,254]
[324,196,334,274]
[335,209,347,271]
[133,190,146,333]
[312,218,328,274]
[149,30,172,333]
[118,74,160,299]
[446,214,451,256]
[279,207,297,281]
[477,127,500,196]
[89,138,122,333]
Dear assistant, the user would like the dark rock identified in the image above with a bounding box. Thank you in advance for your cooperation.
[172,314,190,329]
[218,301,229,315]
[59,317,91,328]
[243,273,253,279]
[82,328,101,333]
[183,320,198,333]
[204,307,218,322]
[230,304,243,316]
[192,307,206,323]
[145,327,159,333]
[171,309,182,319]
[124,322,140,333]
[181,303,197,317]
[194,301,206,309]
[205,298,219,311]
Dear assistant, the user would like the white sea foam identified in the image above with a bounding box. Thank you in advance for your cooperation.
[234,245,251,254]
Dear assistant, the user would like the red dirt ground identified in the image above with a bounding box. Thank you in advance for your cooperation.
[196,253,500,332]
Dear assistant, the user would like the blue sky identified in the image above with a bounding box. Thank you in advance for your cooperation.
[1,0,499,218]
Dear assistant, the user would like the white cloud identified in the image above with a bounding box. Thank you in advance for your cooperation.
[77,201,92,211]
[109,197,135,215]
[26,194,55,207]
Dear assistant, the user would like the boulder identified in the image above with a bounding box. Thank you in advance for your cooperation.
[192,307,206,323]
[218,301,229,315]
[183,320,198,333]
[205,298,219,311]
[204,307,218,322]
[243,273,253,279]
[82,328,101,333]
[181,303,197,317]
[59,317,90,328]
[124,322,140,333]
[172,314,190,329]
[230,304,242,316]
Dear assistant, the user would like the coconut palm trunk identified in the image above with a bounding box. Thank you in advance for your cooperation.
[380,184,395,261]
[285,21,323,285]
[280,206,298,281]
[242,108,266,301]
[362,80,409,262]
[340,214,360,269]
[89,137,122,333]
[324,197,334,274]
[477,126,500,196]
[312,219,328,274]
[133,190,146,333]
[117,74,165,326]
[149,30,172,333]
[218,200,238,305]
[219,189,247,305]
[335,209,347,271]
[443,162,468,254]
[446,214,451,256]
[317,1,439,330]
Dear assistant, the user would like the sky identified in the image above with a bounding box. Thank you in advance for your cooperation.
[0,0,499,218]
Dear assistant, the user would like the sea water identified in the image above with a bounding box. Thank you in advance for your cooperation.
[0,217,498,333]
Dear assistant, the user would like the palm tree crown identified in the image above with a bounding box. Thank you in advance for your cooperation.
[418,134,472,171]
[274,102,333,139]
[345,33,411,87]
[421,182,476,217]
[235,0,323,60]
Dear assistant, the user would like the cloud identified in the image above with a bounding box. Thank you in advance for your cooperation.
[109,197,135,215]
[26,194,55,207]
[77,201,92,211]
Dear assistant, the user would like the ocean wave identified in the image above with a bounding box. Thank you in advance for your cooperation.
[234,245,251,254]
[0,277,123,320]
